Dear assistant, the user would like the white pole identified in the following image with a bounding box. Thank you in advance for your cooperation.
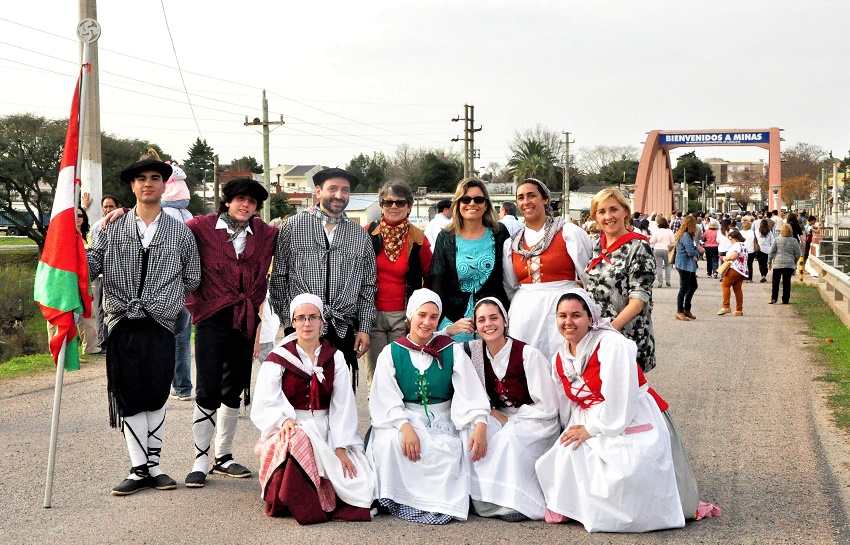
[43,341,68,508]
[833,160,839,268]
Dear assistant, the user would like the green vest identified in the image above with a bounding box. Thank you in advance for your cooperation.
[391,343,454,404]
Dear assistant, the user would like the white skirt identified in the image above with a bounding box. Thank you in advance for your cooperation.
[534,393,685,532]
[463,409,560,519]
[367,401,471,520]
[508,280,579,360]
[293,409,375,509]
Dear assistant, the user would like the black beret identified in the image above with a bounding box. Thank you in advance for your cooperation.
[312,167,359,189]
[120,159,173,184]
[222,177,269,203]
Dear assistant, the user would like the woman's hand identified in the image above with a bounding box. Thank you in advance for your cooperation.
[559,424,591,450]
[81,192,92,209]
[489,409,508,426]
[400,423,421,462]
[335,448,357,478]
[468,422,488,462]
[278,418,301,442]
[446,318,474,337]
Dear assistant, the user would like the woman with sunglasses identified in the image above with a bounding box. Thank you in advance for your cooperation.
[252,293,374,524]
[363,181,432,389]
[429,178,510,342]
[503,178,592,359]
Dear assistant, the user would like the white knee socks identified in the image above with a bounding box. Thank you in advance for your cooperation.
[122,413,149,480]
[214,405,240,465]
[146,407,166,477]
[191,404,217,473]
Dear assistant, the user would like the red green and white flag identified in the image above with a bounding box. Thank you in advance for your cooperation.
[33,71,92,371]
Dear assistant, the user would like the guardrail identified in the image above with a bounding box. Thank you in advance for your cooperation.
[808,255,850,329]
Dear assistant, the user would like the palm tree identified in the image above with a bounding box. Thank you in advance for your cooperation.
[507,138,559,183]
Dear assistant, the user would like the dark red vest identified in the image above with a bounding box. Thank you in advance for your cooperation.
[483,339,534,409]
[555,346,668,412]
[267,340,337,411]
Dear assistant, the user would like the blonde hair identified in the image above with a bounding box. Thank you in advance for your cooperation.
[742,220,752,230]
[446,178,500,233]
[781,223,793,237]
[675,215,697,242]
[590,187,632,229]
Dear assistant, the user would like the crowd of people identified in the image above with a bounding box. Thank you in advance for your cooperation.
[82,155,736,533]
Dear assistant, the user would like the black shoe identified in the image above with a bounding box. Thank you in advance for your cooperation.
[111,476,152,496]
[152,473,177,490]
[185,471,207,488]
[211,454,252,478]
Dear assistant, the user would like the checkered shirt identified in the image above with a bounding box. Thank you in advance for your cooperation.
[670,217,682,233]
[87,209,201,333]
[269,210,377,336]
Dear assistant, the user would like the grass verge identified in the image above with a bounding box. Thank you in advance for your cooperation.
[0,353,55,380]
[0,237,36,246]
[794,282,850,430]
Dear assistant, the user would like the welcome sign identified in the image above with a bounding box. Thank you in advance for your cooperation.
[659,132,770,145]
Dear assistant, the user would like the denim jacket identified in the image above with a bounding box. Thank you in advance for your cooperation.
[674,232,699,272]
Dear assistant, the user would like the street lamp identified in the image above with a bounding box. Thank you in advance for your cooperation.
[771,185,780,214]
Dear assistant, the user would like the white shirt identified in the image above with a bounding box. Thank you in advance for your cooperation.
[215,216,253,257]
[499,215,524,237]
[135,213,160,250]
[424,213,451,248]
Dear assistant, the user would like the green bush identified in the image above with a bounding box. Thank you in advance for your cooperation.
[0,262,47,362]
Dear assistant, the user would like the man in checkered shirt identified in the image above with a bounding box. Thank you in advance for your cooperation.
[269,168,377,387]
[87,158,201,497]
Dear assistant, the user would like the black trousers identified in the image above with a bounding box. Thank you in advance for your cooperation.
[677,269,698,313]
[195,307,258,411]
[771,268,793,304]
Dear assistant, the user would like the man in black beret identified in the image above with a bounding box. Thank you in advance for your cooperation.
[87,158,201,495]
[269,167,376,388]
[182,177,279,488]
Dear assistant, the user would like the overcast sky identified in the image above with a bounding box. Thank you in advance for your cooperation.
[2,0,849,177]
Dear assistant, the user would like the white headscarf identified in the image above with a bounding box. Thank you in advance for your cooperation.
[289,293,324,321]
[560,287,616,332]
[558,287,619,380]
[406,288,442,320]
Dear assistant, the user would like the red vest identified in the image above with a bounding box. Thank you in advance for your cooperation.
[511,228,575,283]
[266,340,337,411]
[555,346,668,412]
[484,339,533,408]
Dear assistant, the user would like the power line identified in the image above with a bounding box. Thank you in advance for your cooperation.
[158,0,203,140]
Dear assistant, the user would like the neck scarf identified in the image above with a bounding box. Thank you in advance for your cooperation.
[219,212,251,243]
[511,215,566,261]
[585,230,647,272]
[310,206,345,225]
[394,333,454,368]
[379,217,410,262]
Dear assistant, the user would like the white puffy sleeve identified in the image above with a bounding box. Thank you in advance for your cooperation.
[583,334,639,437]
[251,360,297,442]
[327,351,363,450]
[368,344,410,430]
[562,222,593,280]
[502,237,519,299]
[513,344,560,422]
[450,344,491,430]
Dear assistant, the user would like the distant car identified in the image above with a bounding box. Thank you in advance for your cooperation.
[0,210,48,235]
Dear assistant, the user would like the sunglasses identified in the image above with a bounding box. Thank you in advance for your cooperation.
[459,196,487,205]
[381,199,409,208]
[77,214,84,218]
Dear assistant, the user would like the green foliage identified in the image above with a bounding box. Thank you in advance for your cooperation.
[269,192,296,220]
[346,152,388,192]
[101,136,171,209]
[672,152,715,185]
[228,156,263,174]
[793,283,850,430]
[414,152,462,192]
[183,138,215,193]
[507,125,564,190]
[0,262,47,363]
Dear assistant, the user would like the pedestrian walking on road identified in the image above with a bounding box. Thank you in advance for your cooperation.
[701,218,720,277]
[718,230,748,316]
[754,220,775,284]
[649,216,675,288]
[673,216,701,321]
[768,224,802,305]
[87,159,201,496]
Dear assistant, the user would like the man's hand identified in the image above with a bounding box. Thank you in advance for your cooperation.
[354,331,370,357]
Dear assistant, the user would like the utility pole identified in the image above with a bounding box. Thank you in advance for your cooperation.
[244,89,284,222]
[79,0,102,225]
[562,131,574,218]
[213,154,220,209]
[821,167,827,219]
[832,154,839,267]
[452,104,482,179]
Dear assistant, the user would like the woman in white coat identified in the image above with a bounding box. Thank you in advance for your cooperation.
[368,288,490,524]
[251,293,374,524]
[535,288,685,533]
[463,297,560,521]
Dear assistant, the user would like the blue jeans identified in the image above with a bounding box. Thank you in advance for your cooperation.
[171,306,193,397]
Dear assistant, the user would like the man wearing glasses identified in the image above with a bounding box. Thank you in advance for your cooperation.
[270,168,377,389]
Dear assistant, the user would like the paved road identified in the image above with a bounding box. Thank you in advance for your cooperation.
[2,275,849,544]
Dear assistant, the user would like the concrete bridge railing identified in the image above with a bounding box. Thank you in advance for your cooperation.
[808,255,850,329]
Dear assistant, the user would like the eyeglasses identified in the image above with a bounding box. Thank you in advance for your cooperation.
[458,196,487,205]
[381,199,409,208]
[292,314,322,324]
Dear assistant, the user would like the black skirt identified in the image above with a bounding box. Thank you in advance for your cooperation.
[106,317,175,427]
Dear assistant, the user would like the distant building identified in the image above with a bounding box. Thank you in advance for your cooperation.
[706,159,766,212]
[269,164,323,194]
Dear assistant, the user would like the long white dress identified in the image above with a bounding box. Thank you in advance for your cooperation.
[463,339,560,519]
[251,342,375,509]
[503,222,593,359]
[367,337,490,520]
[534,331,684,533]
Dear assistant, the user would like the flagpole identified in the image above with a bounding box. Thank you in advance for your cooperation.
[43,17,99,509]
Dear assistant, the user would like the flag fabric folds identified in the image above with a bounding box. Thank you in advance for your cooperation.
[33,71,92,371]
